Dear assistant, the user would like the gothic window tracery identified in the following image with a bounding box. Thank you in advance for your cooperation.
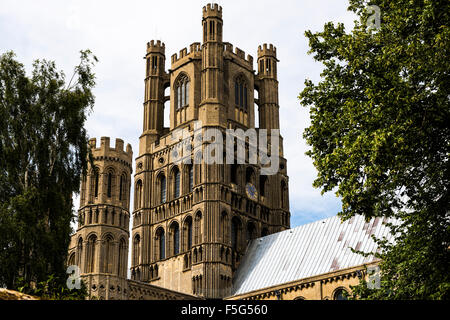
[176,74,190,110]
[159,174,167,204]
[234,76,248,111]
[156,227,166,260]
[170,222,180,255]
[172,167,181,199]
[135,180,143,209]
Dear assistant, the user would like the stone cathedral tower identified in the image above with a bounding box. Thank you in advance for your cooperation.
[68,137,133,300]
[131,3,290,299]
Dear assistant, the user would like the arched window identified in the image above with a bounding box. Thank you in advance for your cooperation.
[103,235,114,273]
[107,171,113,198]
[194,211,203,245]
[173,167,180,199]
[184,216,193,251]
[171,222,180,255]
[76,237,83,268]
[160,175,167,204]
[157,228,165,260]
[133,234,140,266]
[87,235,97,273]
[189,165,194,192]
[91,168,99,199]
[68,252,75,267]
[118,238,126,277]
[176,75,190,109]
[119,173,126,201]
[235,76,248,110]
[135,180,143,209]
[333,288,349,300]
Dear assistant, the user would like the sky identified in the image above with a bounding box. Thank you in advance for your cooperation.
[0,0,358,229]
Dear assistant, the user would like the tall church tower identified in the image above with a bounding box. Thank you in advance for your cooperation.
[131,3,290,299]
[68,137,133,300]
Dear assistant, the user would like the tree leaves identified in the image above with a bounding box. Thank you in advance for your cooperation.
[299,0,450,299]
[0,50,96,296]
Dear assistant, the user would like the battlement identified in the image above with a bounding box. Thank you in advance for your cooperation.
[257,43,277,58]
[147,40,166,55]
[88,137,133,164]
[202,3,222,19]
[171,42,202,65]
[223,42,254,66]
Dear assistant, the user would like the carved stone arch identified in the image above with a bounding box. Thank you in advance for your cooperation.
[156,170,167,204]
[86,231,99,241]
[174,71,191,85]
[135,179,143,209]
[133,233,141,266]
[233,72,250,86]
[193,247,198,263]
[103,165,116,174]
[174,72,191,111]
[89,166,100,200]
[233,72,250,112]
[168,219,180,256]
[194,210,203,245]
[332,287,350,300]
[182,215,193,251]
[103,166,116,199]
[119,171,128,201]
[101,232,115,241]
[155,226,166,260]
[169,165,181,200]
[183,163,194,194]
[117,237,127,277]
[67,252,76,266]
[86,233,98,273]
[102,233,115,274]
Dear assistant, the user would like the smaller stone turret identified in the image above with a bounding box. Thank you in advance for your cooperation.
[68,137,133,300]
[256,44,280,130]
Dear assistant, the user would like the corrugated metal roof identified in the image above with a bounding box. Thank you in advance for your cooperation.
[231,214,396,296]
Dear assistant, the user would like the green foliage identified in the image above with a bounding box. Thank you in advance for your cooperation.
[299,0,450,299]
[0,50,97,297]
[16,274,88,300]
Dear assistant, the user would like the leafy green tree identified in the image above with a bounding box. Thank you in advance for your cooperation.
[0,50,97,299]
[299,0,450,299]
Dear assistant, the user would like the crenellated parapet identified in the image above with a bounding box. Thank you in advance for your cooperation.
[202,3,222,19]
[146,40,165,55]
[88,137,133,170]
[223,42,254,69]
[257,43,277,59]
[171,42,202,68]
